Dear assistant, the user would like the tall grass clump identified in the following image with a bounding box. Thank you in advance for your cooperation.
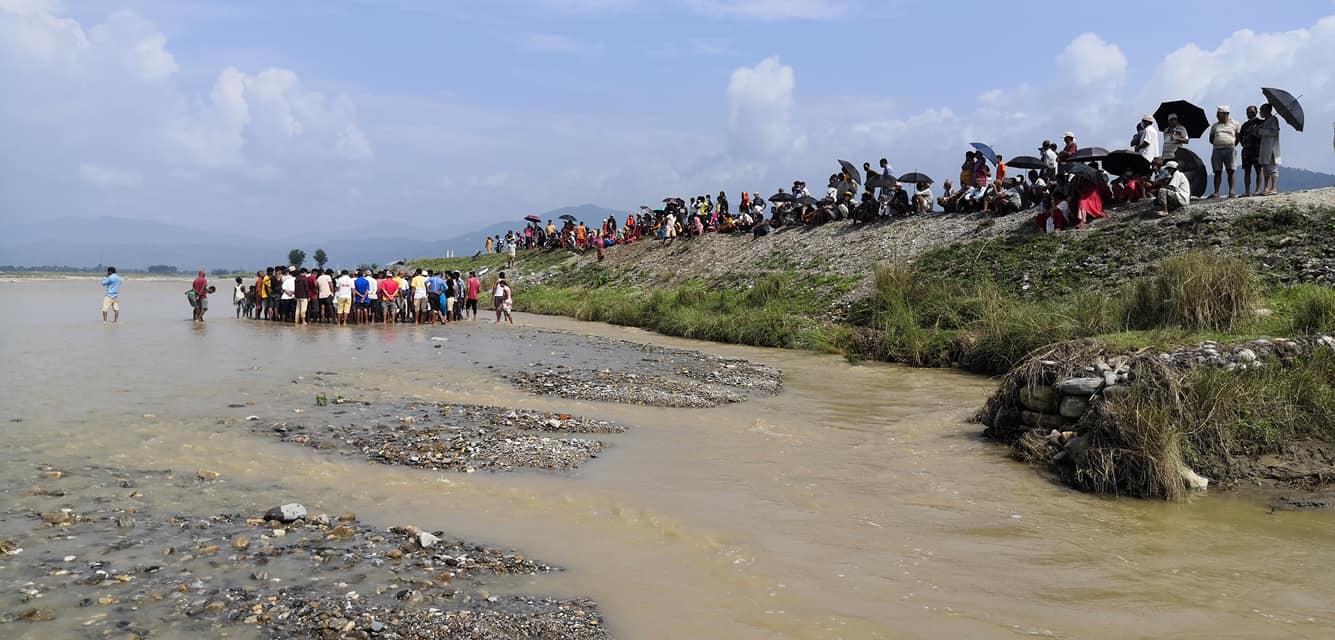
[1289,284,1335,335]
[1121,251,1260,332]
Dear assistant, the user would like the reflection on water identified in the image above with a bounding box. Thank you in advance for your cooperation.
[2,279,1334,639]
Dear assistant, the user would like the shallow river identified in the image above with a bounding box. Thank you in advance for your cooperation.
[2,279,1333,639]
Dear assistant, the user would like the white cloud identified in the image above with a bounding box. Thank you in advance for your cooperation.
[78,163,141,187]
[507,31,600,55]
[682,0,855,20]
[1057,32,1126,89]
[727,56,805,157]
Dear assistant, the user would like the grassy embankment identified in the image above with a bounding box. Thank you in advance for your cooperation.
[510,205,1335,373]
[482,204,1335,497]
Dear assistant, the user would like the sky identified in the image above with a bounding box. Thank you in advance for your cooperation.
[2,0,1334,239]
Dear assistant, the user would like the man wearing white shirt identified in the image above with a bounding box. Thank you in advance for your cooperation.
[1155,161,1190,217]
[334,270,354,325]
[1132,115,1160,162]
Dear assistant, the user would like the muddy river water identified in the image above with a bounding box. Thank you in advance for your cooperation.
[2,279,1333,639]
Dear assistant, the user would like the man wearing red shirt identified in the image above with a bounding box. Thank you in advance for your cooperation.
[192,269,209,322]
[465,271,481,320]
[378,271,400,324]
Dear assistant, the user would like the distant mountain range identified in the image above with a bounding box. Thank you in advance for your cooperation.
[1279,167,1335,192]
[0,204,619,270]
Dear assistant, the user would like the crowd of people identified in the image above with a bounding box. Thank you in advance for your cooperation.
[481,99,1291,250]
[185,266,517,325]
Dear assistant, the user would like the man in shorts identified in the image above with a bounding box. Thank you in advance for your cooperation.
[101,266,121,322]
[378,270,399,324]
[1207,106,1241,198]
[335,269,354,325]
[410,269,429,324]
[192,269,209,322]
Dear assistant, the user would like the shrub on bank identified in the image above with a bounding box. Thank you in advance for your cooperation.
[1121,252,1260,332]
[1289,284,1335,335]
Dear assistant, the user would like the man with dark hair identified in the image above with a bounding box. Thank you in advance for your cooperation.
[465,271,481,320]
[293,267,310,325]
[191,269,209,322]
[1239,105,1262,197]
[101,266,121,322]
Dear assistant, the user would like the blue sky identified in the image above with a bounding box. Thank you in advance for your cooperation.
[3,0,1333,238]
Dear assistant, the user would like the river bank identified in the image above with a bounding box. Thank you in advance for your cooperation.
[5,279,1335,638]
[428,189,1335,502]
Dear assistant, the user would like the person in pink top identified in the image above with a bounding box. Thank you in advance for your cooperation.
[465,271,481,320]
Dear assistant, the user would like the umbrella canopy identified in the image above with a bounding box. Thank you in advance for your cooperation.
[1070,146,1110,161]
[1060,162,1103,182]
[969,142,998,166]
[866,174,894,190]
[835,181,857,195]
[1005,155,1047,170]
[837,159,862,184]
[1173,148,1208,198]
[768,192,795,203]
[898,172,934,185]
[1101,150,1152,177]
[1261,87,1304,132]
[558,214,577,222]
[1154,100,1209,138]
[662,197,683,204]
[796,195,819,207]
[524,214,541,223]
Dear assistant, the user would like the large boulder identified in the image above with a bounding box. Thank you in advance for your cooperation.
[1056,377,1103,396]
[1058,395,1090,419]
[1019,386,1059,413]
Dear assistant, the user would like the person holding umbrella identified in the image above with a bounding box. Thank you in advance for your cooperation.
[1258,103,1282,196]
[1207,106,1241,198]
[1059,132,1077,161]
[1162,114,1189,160]
[1154,161,1191,217]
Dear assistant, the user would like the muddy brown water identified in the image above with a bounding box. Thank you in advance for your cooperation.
[2,279,1334,639]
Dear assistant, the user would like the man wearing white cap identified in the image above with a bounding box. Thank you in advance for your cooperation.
[1161,114,1189,161]
[1154,161,1190,217]
[1208,105,1241,198]
[1132,115,1160,162]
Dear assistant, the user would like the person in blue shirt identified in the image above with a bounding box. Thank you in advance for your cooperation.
[425,272,446,324]
[101,266,122,322]
[352,270,371,324]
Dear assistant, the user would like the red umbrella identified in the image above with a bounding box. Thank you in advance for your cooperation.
[524,215,541,223]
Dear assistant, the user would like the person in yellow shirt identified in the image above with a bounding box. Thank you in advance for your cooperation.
[409,270,428,324]
[485,236,494,254]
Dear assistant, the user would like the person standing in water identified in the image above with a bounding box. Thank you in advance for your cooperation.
[191,270,210,322]
[101,266,121,322]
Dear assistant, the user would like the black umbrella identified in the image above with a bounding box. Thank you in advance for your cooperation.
[837,159,862,184]
[768,192,795,203]
[1070,146,1110,161]
[865,173,891,190]
[1101,150,1152,177]
[524,214,541,223]
[661,197,683,204]
[1005,155,1046,170]
[1173,148,1207,198]
[835,181,857,195]
[796,196,819,207]
[1261,87,1304,132]
[897,172,933,185]
[558,214,577,222]
[1061,162,1102,182]
[1154,100,1209,138]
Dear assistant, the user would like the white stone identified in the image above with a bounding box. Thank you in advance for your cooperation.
[1236,348,1257,363]
[417,531,440,549]
[1181,467,1210,491]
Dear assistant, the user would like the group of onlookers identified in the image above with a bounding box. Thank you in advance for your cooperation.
[231,266,515,325]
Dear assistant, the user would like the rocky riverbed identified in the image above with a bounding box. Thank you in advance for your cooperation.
[507,335,782,407]
[0,465,608,639]
[258,402,624,472]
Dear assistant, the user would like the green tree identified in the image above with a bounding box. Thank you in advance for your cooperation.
[313,248,328,270]
[288,249,306,269]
